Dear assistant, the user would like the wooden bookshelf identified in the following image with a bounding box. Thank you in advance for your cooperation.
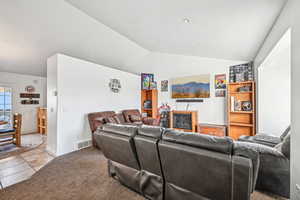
[37,108,47,134]
[141,89,158,118]
[227,81,256,140]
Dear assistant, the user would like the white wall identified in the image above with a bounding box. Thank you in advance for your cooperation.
[258,29,291,136]
[254,0,300,198]
[0,72,46,134]
[134,52,246,125]
[46,56,58,155]
[47,54,140,156]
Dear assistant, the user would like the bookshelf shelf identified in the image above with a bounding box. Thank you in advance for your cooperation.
[230,122,253,127]
[230,111,253,114]
[141,90,158,118]
[227,81,256,140]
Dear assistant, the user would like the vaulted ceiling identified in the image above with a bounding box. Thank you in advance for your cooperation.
[66,0,286,61]
[0,0,286,76]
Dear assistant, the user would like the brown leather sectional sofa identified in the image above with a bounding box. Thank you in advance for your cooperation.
[88,109,159,147]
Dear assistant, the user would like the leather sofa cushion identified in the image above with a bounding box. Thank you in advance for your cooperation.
[115,113,126,124]
[102,123,138,137]
[122,109,141,123]
[162,129,233,154]
[88,111,116,133]
[138,125,164,139]
[95,132,140,170]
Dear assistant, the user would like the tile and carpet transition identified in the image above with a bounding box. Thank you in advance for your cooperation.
[0,148,285,200]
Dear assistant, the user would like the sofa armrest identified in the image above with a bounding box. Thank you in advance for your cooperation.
[238,135,281,147]
[233,142,260,192]
[232,156,253,200]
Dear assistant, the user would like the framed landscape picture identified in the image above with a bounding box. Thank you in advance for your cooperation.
[171,75,210,98]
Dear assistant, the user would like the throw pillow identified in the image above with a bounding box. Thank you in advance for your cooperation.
[129,115,142,122]
[105,117,118,124]
[113,116,121,124]
[95,117,105,123]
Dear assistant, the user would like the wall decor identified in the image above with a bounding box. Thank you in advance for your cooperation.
[109,79,121,93]
[171,74,210,99]
[20,93,40,98]
[215,90,226,97]
[161,80,168,92]
[150,81,157,90]
[215,74,226,89]
[21,99,39,105]
[141,73,154,90]
[229,62,254,83]
[25,85,35,93]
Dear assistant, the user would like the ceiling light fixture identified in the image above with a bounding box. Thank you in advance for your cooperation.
[183,18,191,23]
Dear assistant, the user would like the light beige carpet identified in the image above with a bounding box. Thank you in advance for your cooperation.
[0,148,286,200]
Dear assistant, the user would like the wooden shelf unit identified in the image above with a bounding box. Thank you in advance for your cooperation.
[141,89,158,118]
[37,108,47,134]
[227,81,256,140]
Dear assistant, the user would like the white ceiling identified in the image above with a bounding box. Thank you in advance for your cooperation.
[0,0,286,77]
[0,0,149,77]
[66,0,286,61]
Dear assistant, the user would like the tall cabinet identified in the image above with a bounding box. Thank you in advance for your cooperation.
[37,108,47,134]
[227,81,256,140]
[141,89,158,118]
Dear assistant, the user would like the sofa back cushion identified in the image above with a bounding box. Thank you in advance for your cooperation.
[95,123,140,170]
[134,125,164,176]
[138,125,164,139]
[96,131,140,170]
[88,111,116,133]
[102,123,138,137]
[115,113,126,124]
[158,140,233,200]
[162,129,233,154]
[122,109,141,123]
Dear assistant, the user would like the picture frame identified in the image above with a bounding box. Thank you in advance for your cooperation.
[215,90,226,97]
[215,74,226,89]
[161,80,168,92]
[141,73,154,90]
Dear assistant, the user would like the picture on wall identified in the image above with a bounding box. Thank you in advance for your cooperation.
[161,80,168,92]
[141,73,154,90]
[215,90,226,97]
[215,74,226,89]
[171,75,210,99]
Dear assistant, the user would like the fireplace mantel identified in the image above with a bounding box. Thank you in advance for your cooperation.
[170,110,198,132]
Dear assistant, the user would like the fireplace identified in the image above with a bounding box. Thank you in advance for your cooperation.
[170,111,198,132]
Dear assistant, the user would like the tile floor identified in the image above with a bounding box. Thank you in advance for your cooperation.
[0,140,54,189]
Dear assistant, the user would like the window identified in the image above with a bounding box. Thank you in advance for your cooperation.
[0,87,12,126]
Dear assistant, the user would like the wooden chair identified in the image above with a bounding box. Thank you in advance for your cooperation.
[0,113,22,147]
